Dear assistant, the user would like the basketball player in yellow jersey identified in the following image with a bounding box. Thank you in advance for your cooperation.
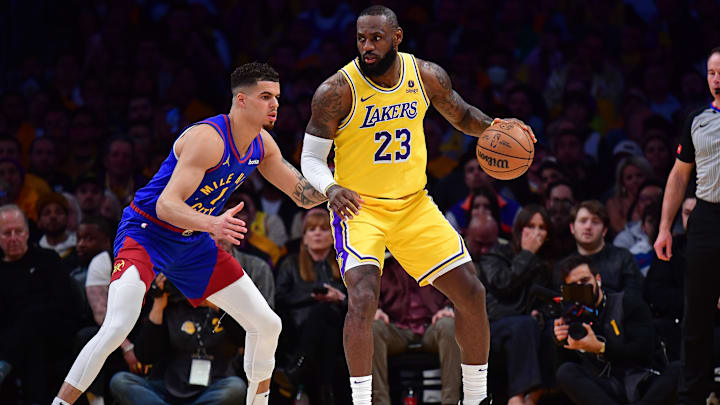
[301,6,535,405]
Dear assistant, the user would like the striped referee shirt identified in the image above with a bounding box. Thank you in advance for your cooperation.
[677,102,720,202]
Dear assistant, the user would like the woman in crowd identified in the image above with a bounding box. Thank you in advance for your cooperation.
[273,208,347,404]
[479,205,556,405]
[605,156,653,234]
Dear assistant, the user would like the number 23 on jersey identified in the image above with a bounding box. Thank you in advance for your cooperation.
[374,128,411,163]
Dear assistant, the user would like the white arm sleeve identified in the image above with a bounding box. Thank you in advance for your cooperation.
[301,133,336,196]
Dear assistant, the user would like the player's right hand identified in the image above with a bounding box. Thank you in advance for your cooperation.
[327,184,364,220]
[210,202,247,246]
[654,228,673,261]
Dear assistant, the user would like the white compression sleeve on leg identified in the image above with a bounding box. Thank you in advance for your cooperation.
[64,266,146,392]
[300,133,336,196]
[207,275,282,387]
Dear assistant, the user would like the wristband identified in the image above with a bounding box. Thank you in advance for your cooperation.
[122,343,135,353]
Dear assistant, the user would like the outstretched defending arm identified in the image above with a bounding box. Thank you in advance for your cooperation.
[418,59,536,141]
[257,129,327,208]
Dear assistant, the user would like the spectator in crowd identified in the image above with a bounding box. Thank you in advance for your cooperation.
[613,180,664,252]
[561,200,644,296]
[467,186,504,239]
[465,214,501,259]
[0,204,80,404]
[102,136,148,206]
[551,126,597,200]
[544,180,577,258]
[446,154,520,236]
[37,191,77,260]
[100,192,123,227]
[74,172,105,219]
[640,116,675,181]
[536,159,567,198]
[553,255,681,405]
[479,205,555,404]
[645,196,696,360]
[0,157,48,221]
[274,208,346,403]
[28,136,72,193]
[371,255,461,405]
[110,274,247,405]
[224,190,284,266]
[605,156,654,234]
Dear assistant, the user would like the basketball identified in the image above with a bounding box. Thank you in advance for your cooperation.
[476,121,534,180]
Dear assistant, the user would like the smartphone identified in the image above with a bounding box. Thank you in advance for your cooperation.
[312,286,329,295]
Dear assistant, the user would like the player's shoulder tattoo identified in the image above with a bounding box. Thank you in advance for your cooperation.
[417,59,452,95]
[307,73,351,139]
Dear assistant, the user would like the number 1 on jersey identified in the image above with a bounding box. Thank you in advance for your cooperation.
[374,128,411,163]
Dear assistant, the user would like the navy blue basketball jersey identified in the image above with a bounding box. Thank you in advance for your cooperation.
[131,114,264,232]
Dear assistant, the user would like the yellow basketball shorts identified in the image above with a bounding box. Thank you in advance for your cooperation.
[329,189,471,286]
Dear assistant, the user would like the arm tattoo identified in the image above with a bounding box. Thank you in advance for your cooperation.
[86,285,109,325]
[283,159,328,207]
[423,61,493,137]
[306,74,349,139]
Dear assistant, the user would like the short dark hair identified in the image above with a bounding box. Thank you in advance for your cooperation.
[570,200,609,229]
[79,215,115,241]
[544,180,576,202]
[359,5,399,30]
[230,62,279,95]
[556,254,597,281]
[709,47,720,59]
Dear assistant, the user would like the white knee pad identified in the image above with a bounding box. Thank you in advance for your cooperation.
[65,266,146,391]
[208,275,281,383]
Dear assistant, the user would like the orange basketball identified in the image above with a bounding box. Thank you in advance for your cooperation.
[476,121,534,180]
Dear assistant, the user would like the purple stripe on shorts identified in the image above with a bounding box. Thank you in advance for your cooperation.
[332,212,349,276]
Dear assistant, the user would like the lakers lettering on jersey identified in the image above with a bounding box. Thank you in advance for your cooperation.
[335,52,430,198]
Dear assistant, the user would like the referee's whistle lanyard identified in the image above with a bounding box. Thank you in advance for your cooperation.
[193,308,215,360]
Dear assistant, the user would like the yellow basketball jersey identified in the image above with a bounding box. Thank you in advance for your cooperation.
[335,52,430,198]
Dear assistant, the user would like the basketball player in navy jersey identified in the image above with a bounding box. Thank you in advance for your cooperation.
[53,63,327,405]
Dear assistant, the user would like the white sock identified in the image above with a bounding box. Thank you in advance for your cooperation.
[461,363,488,404]
[349,375,372,405]
[52,398,71,405]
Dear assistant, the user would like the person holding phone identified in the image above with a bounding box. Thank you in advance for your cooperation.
[273,208,347,403]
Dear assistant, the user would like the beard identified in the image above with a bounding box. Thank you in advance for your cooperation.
[358,46,398,78]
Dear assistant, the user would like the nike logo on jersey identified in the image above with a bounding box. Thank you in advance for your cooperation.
[248,159,260,165]
[359,101,418,129]
[360,94,375,102]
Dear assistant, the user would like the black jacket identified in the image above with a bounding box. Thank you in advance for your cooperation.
[554,244,644,296]
[133,302,245,399]
[275,253,347,328]
[479,243,552,322]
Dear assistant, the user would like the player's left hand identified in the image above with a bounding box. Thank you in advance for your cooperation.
[493,118,537,143]
[431,307,455,325]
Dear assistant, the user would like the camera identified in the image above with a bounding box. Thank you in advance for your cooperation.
[527,283,599,341]
[560,283,599,340]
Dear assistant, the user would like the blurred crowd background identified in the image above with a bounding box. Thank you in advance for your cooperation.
[1,0,720,404]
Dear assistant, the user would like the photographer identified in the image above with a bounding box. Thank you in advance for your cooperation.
[109,274,247,404]
[552,255,680,405]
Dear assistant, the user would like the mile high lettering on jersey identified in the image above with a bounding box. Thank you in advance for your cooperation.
[359,101,418,128]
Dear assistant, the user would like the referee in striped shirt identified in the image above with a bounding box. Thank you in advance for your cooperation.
[655,47,720,404]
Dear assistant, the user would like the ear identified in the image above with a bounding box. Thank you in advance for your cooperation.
[394,27,403,48]
[235,91,246,107]
[569,222,575,235]
[602,227,607,238]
